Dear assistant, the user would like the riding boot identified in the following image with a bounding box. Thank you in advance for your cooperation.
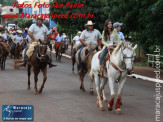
[48,52,57,68]
[98,60,106,78]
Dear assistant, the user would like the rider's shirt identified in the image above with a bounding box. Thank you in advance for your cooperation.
[80,29,102,46]
[2,33,7,40]
[10,34,16,40]
[118,32,125,40]
[56,35,64,42]
[22,32,28,38]
[108,33,114,46]
[28,23,49,41]
[14,35,23,44]
[73,36,81,45]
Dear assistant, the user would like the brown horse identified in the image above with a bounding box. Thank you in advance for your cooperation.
[27,41,49,94]
[0,43,9,70]
[76,45,98,95]
[55,41,65,62]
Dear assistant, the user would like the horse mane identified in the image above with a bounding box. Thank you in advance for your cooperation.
[112,42,123,55]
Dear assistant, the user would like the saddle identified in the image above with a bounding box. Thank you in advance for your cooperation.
[54,42,62,50]
[81,45,97,63]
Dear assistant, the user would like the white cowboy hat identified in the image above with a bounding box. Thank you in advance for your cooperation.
[12,31,16,34]
[25,27,28,30]
[18,30,23,33]
[36,15,44,20]
[85,20,95,26]
[77,31,82,34]
[0,33,2,37]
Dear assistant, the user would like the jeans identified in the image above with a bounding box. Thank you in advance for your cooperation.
[78,45,85,70]
[99,47,108,65]
[23,46,28,61]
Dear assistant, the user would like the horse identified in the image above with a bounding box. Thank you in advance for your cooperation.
[27,41,49,94]
[55,41,66,62]
[0,43,9,70]
[76,44,98,95]
[89,41,137,113]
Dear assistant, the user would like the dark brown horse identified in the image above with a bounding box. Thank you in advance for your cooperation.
[55,41,65,62]
[27,41,49,94]
[0,43,9,70]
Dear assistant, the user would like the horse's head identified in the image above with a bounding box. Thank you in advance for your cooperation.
[37,40,48,62]
[121,41,137,73]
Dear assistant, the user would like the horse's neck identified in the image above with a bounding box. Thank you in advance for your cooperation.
[111,49,123,67]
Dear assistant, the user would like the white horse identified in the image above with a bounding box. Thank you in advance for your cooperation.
[89,41,137,113]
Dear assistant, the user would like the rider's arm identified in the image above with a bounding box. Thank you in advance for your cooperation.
[79,31,87,46]
[28,31,35,42]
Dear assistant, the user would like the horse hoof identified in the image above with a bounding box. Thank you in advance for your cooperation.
[120,102,122,105]
[99,106,105,111]
[90,91,94,95]
[116,108,121,114]
[103,100,107,103]
[80,86,82,90]
[108,105,113,111]
[38,89,43,94]
[82,88,85,92]
[33,92,38,95]
[27,87,30,90]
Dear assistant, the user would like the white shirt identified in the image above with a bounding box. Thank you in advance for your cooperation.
[73,36,81,45]
[2,33,7,40]
[26,35,31,42]
[14,35,23,43]
[28,23,49,41]
[108,33,114,46]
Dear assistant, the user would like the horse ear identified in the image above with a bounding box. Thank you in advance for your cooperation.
[133,44,137,50]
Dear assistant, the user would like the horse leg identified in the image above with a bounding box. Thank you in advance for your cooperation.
[27,63,31,90]
[79,69,87,92]
[39,68,47,94]
[115,77,126,114]
[100,77,108,102]
[89,74,94,95]
[108,78,115,111]
[33,69,40,94]
[94,74,104,111]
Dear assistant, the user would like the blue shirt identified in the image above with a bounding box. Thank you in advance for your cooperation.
[118,32,125,41]
[56,35,64,42]
[22,32,28,38]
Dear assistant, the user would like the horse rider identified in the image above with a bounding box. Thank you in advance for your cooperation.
[72,31,82,57]
[113,22,125,42]
[1,28,7,43]
[0,32,11,53]
[99,20,123,77]
[78,20,102,73]
[10,30,23,55]
[22,15,56,68]
[49,27,58,51]
[54,32,65,50]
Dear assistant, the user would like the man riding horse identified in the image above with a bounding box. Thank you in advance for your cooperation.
[22,15,57,68]
[78,20,102,73]
[76,20,102,93]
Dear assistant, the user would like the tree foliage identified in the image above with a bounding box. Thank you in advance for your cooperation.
[50,0,162,54]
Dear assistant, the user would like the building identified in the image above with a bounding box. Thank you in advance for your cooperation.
[0,6,19,24]
[22,0,56,28]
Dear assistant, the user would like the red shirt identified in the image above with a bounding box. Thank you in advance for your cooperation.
[50,32,58,40]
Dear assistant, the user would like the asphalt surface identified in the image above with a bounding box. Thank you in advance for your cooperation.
[0,55,163,122]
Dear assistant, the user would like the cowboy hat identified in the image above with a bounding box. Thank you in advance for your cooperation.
[36,15,44,20]
[77,31,82,34]
[18,30,23,33]
[0,33,2,37]
[25,27,28,30]
[85,20,95,26]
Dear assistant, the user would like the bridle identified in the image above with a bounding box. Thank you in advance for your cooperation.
[37,44,47,60]
[109,44,135,82]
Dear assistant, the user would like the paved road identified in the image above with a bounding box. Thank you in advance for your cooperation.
[0,56,162,122]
